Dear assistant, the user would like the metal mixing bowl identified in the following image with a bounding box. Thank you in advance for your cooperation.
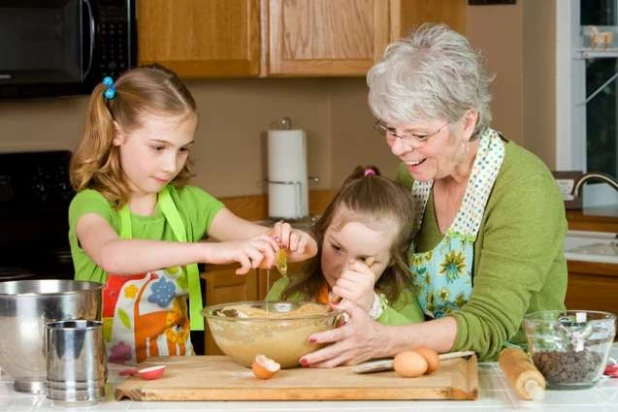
[203,301,340,368]
[0,279,103,393]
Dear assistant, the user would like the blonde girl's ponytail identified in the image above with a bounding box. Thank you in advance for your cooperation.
[70,81,129,205]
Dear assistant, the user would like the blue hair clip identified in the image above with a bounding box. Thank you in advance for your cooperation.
[102,76,116,100]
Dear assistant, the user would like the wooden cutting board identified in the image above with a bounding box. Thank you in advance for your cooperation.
[114,355,478,401]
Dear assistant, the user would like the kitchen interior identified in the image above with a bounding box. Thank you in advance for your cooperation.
[0,0,617,410]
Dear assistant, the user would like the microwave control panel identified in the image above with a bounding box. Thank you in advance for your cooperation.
[97,0,135,78]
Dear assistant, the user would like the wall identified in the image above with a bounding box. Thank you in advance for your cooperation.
[0,0,557,196]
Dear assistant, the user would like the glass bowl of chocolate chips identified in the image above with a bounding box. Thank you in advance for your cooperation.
[524,310,616,389]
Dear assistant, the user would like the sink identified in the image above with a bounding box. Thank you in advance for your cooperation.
[564,230,618,264]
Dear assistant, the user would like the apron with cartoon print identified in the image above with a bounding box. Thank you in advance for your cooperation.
[408,129,505,319]
[102,186,203,364]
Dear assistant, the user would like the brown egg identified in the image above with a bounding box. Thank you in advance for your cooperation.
[252,354,281,380]
[414,347,440,374]
[393,350,428,378]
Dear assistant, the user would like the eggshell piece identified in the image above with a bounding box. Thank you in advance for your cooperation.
[252,354,281,380]
[414,347,440,374]
[393,350,428,378]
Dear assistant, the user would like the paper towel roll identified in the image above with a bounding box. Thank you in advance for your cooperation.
[267,129,309,219]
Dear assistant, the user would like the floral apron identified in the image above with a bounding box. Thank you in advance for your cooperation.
[102,186,203,364]
[409,129,505,319]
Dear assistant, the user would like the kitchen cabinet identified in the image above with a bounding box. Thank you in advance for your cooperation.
[201,261,307,354]
[390,0,466,40]
[565,260,618,331]
[267,0,389,76]
[138,0,466,78]
[138,0,261,77]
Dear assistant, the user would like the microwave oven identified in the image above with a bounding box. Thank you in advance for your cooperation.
[0,0,137,99]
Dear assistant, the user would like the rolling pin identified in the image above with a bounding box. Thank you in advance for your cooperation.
[499,347,546,401]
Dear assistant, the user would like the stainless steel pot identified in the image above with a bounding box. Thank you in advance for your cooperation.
[0,279,102,394]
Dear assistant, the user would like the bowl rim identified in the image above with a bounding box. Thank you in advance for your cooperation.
[524,309,617,323]
[202,300,342,322]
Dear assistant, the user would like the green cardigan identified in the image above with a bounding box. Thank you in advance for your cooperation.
[397,139,568,361]
[266,277,425,326]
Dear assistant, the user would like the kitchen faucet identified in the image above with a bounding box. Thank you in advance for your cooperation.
[573,172,618,198]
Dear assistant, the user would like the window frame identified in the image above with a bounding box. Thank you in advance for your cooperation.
[556,0,618,207]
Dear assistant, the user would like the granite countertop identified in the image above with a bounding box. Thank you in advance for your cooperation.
[1,345,616,412]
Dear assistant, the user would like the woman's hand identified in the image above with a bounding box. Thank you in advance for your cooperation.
[332,260,377,311]
[299,300,391,368]
[271,221,317,262]
[202,235,279,274]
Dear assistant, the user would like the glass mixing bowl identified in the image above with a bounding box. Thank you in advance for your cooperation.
[203,301,341,368]
[524,310,616,389]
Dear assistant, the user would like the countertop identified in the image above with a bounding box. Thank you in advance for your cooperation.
[1,345,617,412]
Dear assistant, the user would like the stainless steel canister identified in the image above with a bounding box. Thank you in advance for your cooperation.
[45,320,106,405]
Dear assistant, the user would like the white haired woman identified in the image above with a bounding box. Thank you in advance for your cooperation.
[299,23,567,366]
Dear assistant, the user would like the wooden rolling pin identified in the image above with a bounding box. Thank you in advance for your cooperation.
[499,347,546,401]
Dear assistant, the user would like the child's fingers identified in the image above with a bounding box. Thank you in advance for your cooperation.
[258,234,279,251]
[288,230,302,252]
[276,221,292,248]
[234,254,252,275]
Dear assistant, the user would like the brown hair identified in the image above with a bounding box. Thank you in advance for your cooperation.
[70,64,197,208]
[282,165,417,303]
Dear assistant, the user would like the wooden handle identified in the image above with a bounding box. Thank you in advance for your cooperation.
[331,257,376,304]
[499,348,546,401]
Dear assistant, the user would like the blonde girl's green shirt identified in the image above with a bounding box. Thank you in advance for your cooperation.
[68,186,224,283]
[266,277,425,326]
[397,140,568,361]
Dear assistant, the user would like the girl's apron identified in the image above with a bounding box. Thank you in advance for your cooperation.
[102,186,203,364]
[408,129,505,319]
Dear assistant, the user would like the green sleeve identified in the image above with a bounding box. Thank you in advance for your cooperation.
[451,172,567,361]
[376,288,425,326]
[265,277,291,301]
[68,190,118,283]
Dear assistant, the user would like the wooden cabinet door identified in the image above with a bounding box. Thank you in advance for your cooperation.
[267,0,389,76]
[390,0,466,41]
[202,266,258,355]
[138,0,261,77]
[565,261,618,324]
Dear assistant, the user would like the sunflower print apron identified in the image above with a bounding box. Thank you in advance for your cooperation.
[408,129,505,319]
[102,186,203,364]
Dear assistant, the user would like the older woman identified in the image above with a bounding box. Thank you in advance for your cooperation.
[299,23,567,366]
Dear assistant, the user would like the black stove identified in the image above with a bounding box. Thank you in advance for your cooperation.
[0,151,75,281]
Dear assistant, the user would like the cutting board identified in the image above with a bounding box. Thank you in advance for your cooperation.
[114,355,478,401]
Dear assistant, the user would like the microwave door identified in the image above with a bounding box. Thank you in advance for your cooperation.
[0,0,85,96]
[82,0,95,83]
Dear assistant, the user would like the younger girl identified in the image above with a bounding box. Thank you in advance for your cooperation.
[266,166,423,326]
[69,64,316,364]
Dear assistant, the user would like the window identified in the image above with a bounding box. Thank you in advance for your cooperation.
[557,0,618,207]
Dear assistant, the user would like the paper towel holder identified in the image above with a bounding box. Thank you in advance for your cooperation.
[266,179,304,220]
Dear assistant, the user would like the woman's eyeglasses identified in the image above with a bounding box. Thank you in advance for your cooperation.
[373,120,448,147]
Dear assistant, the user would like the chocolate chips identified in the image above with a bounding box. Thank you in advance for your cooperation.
[532,350,604,385]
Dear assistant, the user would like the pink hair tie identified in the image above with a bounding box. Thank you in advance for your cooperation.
[364,168,376,176]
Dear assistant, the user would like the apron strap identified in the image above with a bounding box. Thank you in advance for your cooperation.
[158,187,203,331]
[118,187,204,331]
